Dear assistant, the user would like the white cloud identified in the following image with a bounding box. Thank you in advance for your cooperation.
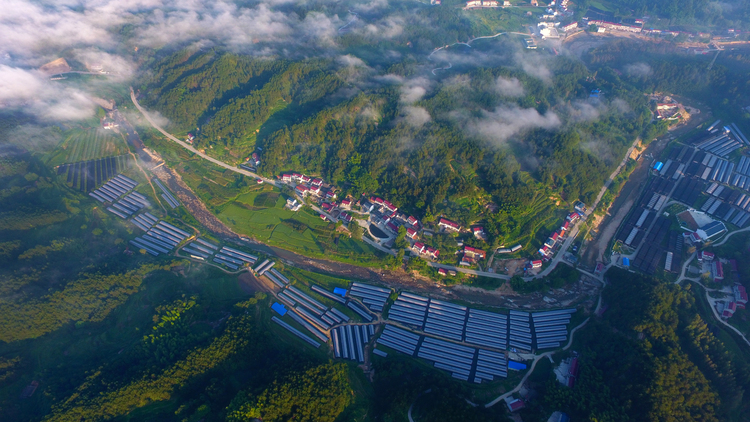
[495,76,524,97]
[403,106,431,127]
[514,51,552,84]
[399,77,432,104]
[463,105,561,145]
[0,65,95,121]
[624,62,652,77]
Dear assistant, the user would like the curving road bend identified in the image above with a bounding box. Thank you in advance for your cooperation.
[129,87,280,188]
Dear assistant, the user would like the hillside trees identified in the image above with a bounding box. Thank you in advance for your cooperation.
[542,268,750,421]
[225,363,352,422]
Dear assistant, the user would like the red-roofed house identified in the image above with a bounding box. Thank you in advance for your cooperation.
[472,226,488,240]
[300,175,311,183]
[370,196,384,205]
[426,247,440,259]
[342,213,352,223]
[723,301,736,318]
[386,222,398,233]
[539,246,551,256]
[292,173,301,180]
[698,251,715,261]
[561,220,570,231]
[383,200,397,212]
[438,218,461,232]
[407,216,419,226]
[531,260,542,268]
[251,153,260,165]
[311,178,323,186]
[340,199,351,209]
[413,242,425,253]
[568,357,579,377]
[325,190,337,200]
[507,398,525,412]
[464,246,486,259]
[407,228,418,239]
[551,232,559,241]
[734,284,747,309]
[567,212,580,222]
[295,185,310,197]
[713,261,724,282]
[321,202,334,212]
[438,268,447,276]
[309,185,321,195]
[282,174,292,182]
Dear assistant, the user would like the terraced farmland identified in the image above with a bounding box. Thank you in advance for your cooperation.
[58,155,132,192]
[46,128,129,168]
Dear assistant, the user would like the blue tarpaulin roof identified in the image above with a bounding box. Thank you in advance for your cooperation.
[623,257,630,266]
[508,361,527,370]
[653,162,664,171]
[271,302,287,316]
[333,287,348,297]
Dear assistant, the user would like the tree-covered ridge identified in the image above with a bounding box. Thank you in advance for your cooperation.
[143,50,288,129]
[0,264,168,343]
[225,363,352,422]
[44,312,261,422]
[541,268,750,421]
[141,48,657,250]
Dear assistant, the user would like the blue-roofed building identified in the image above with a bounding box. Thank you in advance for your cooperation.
[508,361,527,371]
[271,302,287,316]
[654,162,664,171]
[333,287,348,297]
[622,257,630,267]
[697,221,727,241]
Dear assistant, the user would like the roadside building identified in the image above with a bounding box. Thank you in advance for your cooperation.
[407,227,418,239]
[697,221,727,241]
[531,260,542,268]
[438,218,461,232]
[472,226,488,240]
[281,174,292,182]
[251,153,261,166]
[561,21,578,32]
[712,260,724,282]
[295,185,310,197]
[723,301,736,318]
[426,247,440,259]
[438,268,447,276]
[507,398,525,412]
[733,284,748,309]
[464,246,486,260]
[340,199,352,209]
[698,251,715,261]
[413,242,426,254]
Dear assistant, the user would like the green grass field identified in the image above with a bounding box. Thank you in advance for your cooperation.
[218,190,384,265]
[45,128,129,167]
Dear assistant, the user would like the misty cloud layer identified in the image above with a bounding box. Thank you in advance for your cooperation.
[461,105,561,145]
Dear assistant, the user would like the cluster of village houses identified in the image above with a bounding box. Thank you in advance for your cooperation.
[699,251,748,320]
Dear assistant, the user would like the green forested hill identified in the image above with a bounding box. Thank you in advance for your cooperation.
[535,268,750,422]
[141,48,655,249]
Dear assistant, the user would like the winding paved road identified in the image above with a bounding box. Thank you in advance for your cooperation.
[130,88,280,188]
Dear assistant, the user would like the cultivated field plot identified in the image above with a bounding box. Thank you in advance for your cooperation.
[46,128,129,167]
[59,155,131,192]
[218,190,382,264]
